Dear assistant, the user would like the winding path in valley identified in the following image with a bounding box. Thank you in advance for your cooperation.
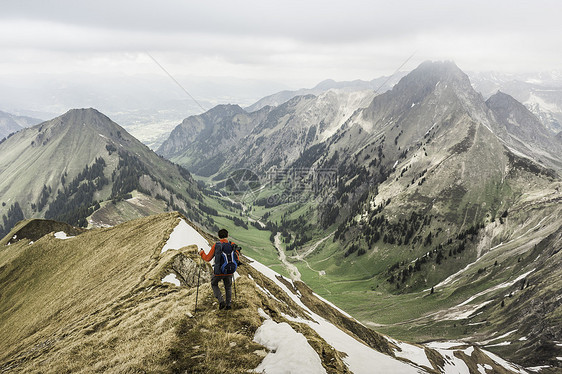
[273,232,302,281]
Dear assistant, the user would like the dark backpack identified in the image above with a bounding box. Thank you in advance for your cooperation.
[214,241,240,275]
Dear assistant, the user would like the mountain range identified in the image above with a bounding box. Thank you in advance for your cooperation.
[155,60,562,369]
[244,73,406,113]
[1,60,562,371]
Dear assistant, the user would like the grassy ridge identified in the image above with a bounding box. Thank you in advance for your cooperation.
[0,213,356,373]
[0,213,180,369]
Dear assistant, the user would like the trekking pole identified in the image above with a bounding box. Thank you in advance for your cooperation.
[233,273,237,300]
[195,252,202,314]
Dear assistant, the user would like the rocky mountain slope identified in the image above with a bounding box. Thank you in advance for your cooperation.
[157,89,377,177]
[0,110,42,140]
[245,74,405,113]
[469,70,562,134]
[0,213,533,373]
[486,91,562,170]
[156,61,562,370]
[0,108,205,238]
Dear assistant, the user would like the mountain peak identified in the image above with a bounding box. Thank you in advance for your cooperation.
[486,90,516,104]
[486,89,542,121]
[401,60,471,88]
[314,79,337,90]
[59,107,109,122]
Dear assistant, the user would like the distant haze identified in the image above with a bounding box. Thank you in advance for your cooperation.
[1,0,561,119]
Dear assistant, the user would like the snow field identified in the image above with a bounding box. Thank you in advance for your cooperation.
[253,308,326,374]
[161,219,211,253]
[160,219,211,286]
[457,269,534,307]
[481,350,529,374]
[477,364,493,374]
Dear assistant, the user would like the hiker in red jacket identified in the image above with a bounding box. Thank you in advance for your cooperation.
[199,228,239,310]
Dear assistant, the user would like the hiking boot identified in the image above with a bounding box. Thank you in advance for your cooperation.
[219,302,226,310]
[225,304,232,310]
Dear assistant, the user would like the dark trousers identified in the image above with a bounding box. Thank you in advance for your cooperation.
[211,274,232,305]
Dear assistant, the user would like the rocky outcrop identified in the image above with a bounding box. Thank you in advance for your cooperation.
[170,248,211,287]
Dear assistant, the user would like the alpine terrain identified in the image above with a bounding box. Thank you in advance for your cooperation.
[469,71,562,134]
[0,110,42,141]
[0,213,536,373]
[0,108,207,238]
[157,61,562,370]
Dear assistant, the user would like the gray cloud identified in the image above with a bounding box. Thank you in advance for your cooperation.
[3,0,560,43]
[1,0,561,89]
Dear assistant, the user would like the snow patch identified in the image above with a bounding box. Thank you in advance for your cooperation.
[478,364,493,374]
[247,256,309,312]
[486,341,511,347]
[255,282,283,304]
[161,219,211,253]
[494,330,517,340]
[253,317,326,374]
[457,270,534,307]
[425,341,465,349]
[439,349,471,374]
[162,273,180,286]
[54,231,74,240]
[482,349,529,373]
[257,308,270,320]
[249,257,423,373]
[285,314,421,374]
[527,366,551,372]
[447,300,494,320]
[388,338,433,369]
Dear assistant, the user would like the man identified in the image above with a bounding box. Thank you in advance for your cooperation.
[199,228,238,310]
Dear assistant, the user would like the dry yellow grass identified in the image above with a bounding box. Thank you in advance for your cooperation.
[1,212,525,373]
[0,213,194,372]
[0,212,349,373]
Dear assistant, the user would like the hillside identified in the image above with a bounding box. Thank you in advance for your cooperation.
[0,110,42,140]
[244,74,405,113]
[157,89,377,178]
[0,108,207,237]
[0,213,533,373]
[486,91,562,170]
[469,71,562,134]
[153,61,562,370]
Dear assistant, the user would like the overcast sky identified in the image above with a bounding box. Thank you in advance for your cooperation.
[1,0,561,91]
